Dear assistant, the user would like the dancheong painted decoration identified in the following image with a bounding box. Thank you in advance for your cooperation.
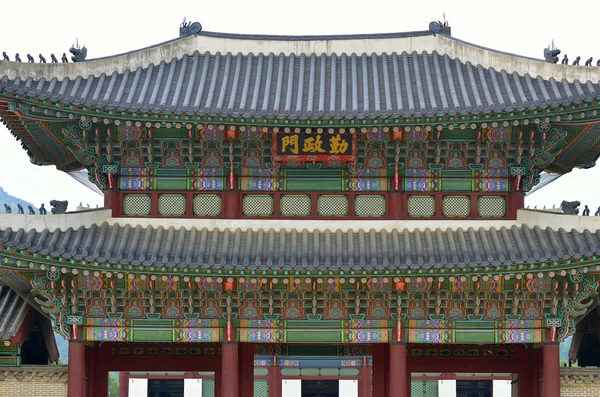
[1,19,600,397]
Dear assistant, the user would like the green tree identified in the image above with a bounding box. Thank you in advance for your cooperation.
[109,373,119,397]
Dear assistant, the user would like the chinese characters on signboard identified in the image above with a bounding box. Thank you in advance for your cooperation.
[274,133,356,162]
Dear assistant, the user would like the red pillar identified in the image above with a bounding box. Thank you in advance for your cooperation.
[96,370,109,397]
[268,361,282,397]
[223,191,240,218]
[389,343,408,397]
[543,343,560,397]
[359,361,371,397]
[372,344,387,397]
[68,340,86,397]
[215,369,222,397]
[222,343,239,397]
[85,345,94,397]
[239,343,254,397]
[103,190,121,217]
[119,372,130,397]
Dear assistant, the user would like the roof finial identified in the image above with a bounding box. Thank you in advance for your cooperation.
[69,39,87,62]
[544,40,560,63]
[179,19,202,38]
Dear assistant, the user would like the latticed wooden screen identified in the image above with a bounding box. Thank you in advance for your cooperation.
[317,195,348,216]
[354,195,386,217]
[243,195,274,216]
[407,195,435,217]
[478,196,506,218]
[411,380,439,397]
[202,379,215,397]
[254,380,269,397]
[193,194,222,216]
[280,194,311,216]
[442,196,470,218]
[122,194,151,216]
[158,194,186,216]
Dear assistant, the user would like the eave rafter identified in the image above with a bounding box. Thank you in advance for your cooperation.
[3,93,600,130]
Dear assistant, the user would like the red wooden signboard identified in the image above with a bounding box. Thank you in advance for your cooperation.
[272,132,357,162]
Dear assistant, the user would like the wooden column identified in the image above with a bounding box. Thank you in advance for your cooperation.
[389,343,408,397]
[222,343,239,397]
[215,369,222,397]
[543,343,560,397]
[239,343,255,397]
[223,191,240,218]
[96,370,109,397]
[372,344,387,397]
[359,360,371,397]
[103,190,121,217]
[68,340,86,397]
[268,360,282,397]
[119,372,130,397]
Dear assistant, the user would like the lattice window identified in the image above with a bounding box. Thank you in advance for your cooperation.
[243,195,274,216]
[280,195,311,216]
[355,195,386,217]
[407,196,435,217]
[122,194,151,216]
[202,379,215,397]
[478,196,506,218]
[158,194,186,216]
[411,380,439,397]
[193,194,222,216]
[254,380,269,397]
[317,195,348,217]
[443,196,470,218]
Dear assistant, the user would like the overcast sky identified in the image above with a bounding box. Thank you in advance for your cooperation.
[1,0,600,212]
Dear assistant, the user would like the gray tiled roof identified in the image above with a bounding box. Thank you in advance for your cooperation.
[2,224,600,271]
[0,285,30,340]
[2,51,599,119]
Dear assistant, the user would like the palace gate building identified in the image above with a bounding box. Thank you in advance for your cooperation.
[2,21,600,397]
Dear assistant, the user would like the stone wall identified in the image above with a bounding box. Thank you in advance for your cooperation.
[561,368,600,397]
[0,365,67,397]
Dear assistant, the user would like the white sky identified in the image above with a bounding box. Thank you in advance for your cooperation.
[1,0,600,211]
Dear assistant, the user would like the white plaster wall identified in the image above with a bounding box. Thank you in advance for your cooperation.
[184,379,203,396]
[517,209,600,233]
[0,209,111,232]
[109,216,519,233]
[128,378,148,397]
[2,32,598,83]
[339,380,358,397]
[493,380,512,397]
[438,380,457,397]
[282,379,301,397]
[1,208,597,235]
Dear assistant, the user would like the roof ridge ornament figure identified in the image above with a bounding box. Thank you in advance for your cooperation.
[543,40,560,63]
[562,54,569,65]
[560,200,580,215]
[585,57,593,66]
[573,56,581,66]
[27,54,34,63]
[2,52,8,61]
[50,54,58,63]
[39,54,46,63]
[61,53,68,63]
[69,39,87,62]
[14,53,21,62]
[50,200,68,214]
[179,17,202,38]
